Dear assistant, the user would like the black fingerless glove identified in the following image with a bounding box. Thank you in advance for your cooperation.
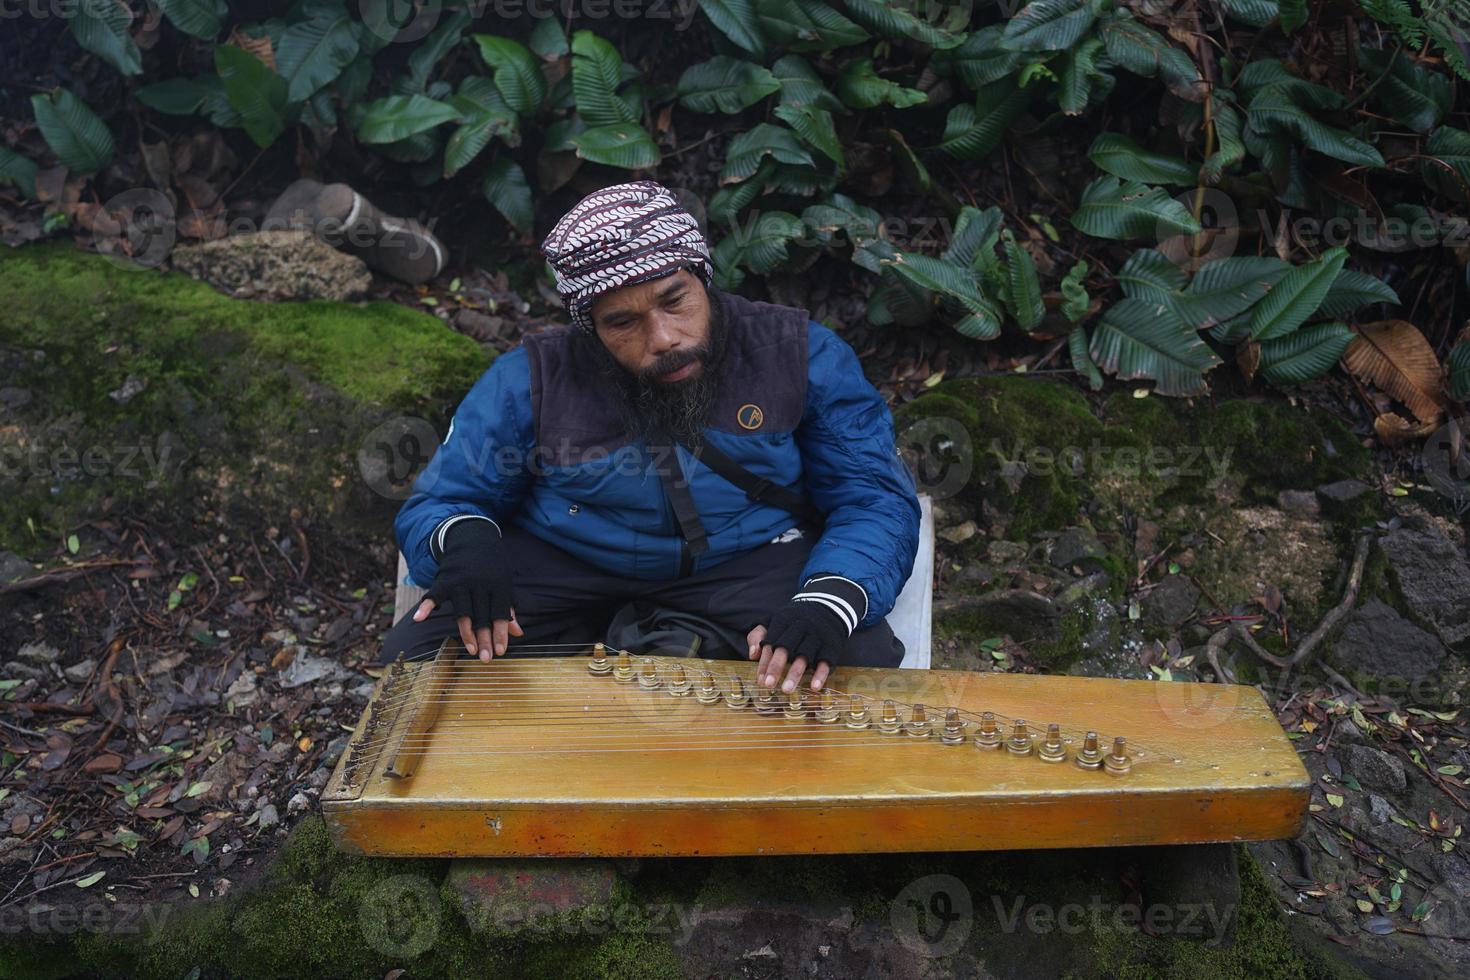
[426,516,512,630]
[763,574,869,667]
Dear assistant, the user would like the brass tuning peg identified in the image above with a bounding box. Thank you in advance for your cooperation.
[588,642,612,675]
[637,657,661,690]
[1075,731,1104,770]
[1038,723,1067,763]
[844,694,871,729]
[813,689,840,724]
[1104,736,1132,775]
[1006,718,1034,756]
[724,674,751,708]
[696,670,721,704]
[905,703,933,738]
[613,649,634,681]
[940,708,967,745]
[666,664,693,696]
[973,711,1002,750]
[877,699,903,734]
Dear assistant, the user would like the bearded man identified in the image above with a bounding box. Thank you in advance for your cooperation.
[382,180,920,693]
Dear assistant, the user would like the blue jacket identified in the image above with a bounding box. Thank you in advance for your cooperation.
[395,290,920,629]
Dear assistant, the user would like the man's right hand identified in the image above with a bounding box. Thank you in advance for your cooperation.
[412,517,521,661]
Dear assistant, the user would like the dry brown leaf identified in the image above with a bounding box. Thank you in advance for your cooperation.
[226,30,276,71]
[1372,411,1439,446]
[1342,320,1446,424]
[1237,339,1261,381]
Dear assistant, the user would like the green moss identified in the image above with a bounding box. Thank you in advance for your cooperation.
[1089,847,1361,980]
[0,243,491,549]
[1195,401,1370,502]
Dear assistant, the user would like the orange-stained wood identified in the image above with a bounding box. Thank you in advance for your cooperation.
[322,650,1308,857]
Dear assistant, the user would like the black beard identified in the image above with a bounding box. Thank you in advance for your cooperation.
[577,287,727,448]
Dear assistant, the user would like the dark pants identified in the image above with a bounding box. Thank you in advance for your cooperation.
[379,523,904,667]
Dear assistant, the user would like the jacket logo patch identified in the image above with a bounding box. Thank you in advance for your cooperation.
[737,404,764,430]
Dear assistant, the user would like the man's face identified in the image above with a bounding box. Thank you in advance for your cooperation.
[589,268,713,384]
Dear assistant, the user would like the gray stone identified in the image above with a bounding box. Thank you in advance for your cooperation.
[938,520,978,544]
[0,661,47,683]
[171,230,372,302]
[1049,526,1107,571]
[1142,575,1201,626]
[256,802,279,830]
[1316,479,1373,505]
[0,387,32,410]
[0,550,31,583]
[934,590,1060,643]
[1343,744,1407,795]
[1277,489,1321,518]
[1057,571,1111,608]
[1378,519,1470,649]
[276,653,354,689]
[446,858,617,935]
[17,641,59,665]
[1366,794,1396,826]
[1329,598,1449,680]
[62,658,97,685]
[0,837,36,867]
[986,540,1028,564]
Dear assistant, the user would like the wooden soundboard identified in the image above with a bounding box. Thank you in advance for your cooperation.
[322,644,1309,857]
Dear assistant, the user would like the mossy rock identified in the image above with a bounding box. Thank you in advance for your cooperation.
[0,244,491,551]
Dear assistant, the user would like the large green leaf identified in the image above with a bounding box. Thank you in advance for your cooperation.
[1248,248,1349,340]
[31,88,115,174]
[835,58,926,110]
[1258,322,1354,385]
[1088,133,1198,186]
[355,94,460,144]
[1069,177,1202,240]
[1448,341,1470,400]
[277,8,360,104]
[932,26,1027,90]
[1096,12,1203,102]
[1246,85,1385,167]
[772,56,844,112]
[882,251,1004,340]
[721,211,808,275]
[404,10,472,95]
[1001,0,1100,53]
[1061,260,1092,324]
[1070,324,1104,389]
[216,45,290,148]
[0,144,39,199]
[773,104,843,168]
[444,91,515,178]
[472,35,547,116]
[720,124,813,183]
[1003,230,1044,332]
[1218,0,1278,28]
[154,0,228,40]
[941,206,1004,270]
[69,0,142,77]
[755,0,868,52]
[570,123,660,169]
[1423,126,1470,202]
[482,156,533,233]
[1058,37,1109,116]
[699,0,767,59]
[1177,256,1290,329]
[1279,0,1308,32]
[137,77,216,116]
[677,58,780,115]
[1090,299,1221,396]
[1314,269,1400,319]
[841,0,967,50]
[1358,45,1453,133]
[571,30,640,128]
[938,81,1030,161]
[802,194,886,272]
[528,13,569,59]
[1201,96,1246,182]
[1116,248,1188,304]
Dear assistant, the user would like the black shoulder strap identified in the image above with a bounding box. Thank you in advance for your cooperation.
[678,436,826,528]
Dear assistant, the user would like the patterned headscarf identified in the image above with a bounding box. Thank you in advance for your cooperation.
[541,180,714,333]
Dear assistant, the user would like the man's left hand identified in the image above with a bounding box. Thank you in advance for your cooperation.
[748,600,847,693]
